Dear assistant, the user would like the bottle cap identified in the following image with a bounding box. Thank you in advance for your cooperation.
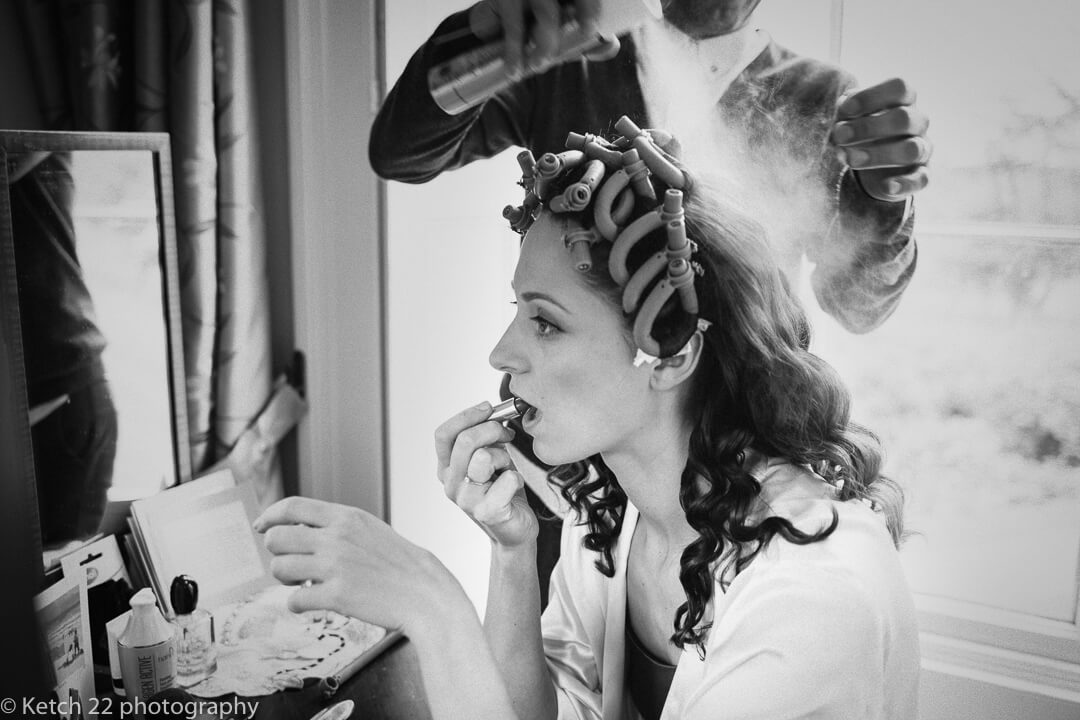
[170,575,200,615]
[129,587,157,612]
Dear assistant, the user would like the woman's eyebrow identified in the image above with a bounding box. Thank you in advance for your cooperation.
[519,291,570,314]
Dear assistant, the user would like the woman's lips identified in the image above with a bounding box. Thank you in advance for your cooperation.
[521,404,540,430]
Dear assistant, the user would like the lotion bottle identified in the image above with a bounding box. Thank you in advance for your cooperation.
[118,588,176,702]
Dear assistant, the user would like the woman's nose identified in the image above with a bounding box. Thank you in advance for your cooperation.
[489,324,523,374]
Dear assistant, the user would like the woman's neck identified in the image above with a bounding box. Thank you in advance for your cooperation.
[602,418,697,549]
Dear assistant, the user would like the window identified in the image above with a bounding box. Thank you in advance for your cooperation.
[795,0,1080,701]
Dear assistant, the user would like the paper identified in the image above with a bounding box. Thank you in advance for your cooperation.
[34,573,97,717]
[159,500,268,604]
[186,585,397,698]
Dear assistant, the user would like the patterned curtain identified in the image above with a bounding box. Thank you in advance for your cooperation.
[15,0,279,500]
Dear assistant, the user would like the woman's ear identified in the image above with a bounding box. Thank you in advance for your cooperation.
[648,330,704,392]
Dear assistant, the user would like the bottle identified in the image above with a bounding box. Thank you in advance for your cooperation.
[117,588,176,702]
[428,0,663,115]
[170,575,217,686]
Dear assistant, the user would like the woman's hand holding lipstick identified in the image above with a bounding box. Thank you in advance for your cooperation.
[433,400,539,548]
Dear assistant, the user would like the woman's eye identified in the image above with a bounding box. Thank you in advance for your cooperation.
[531,315,560,337]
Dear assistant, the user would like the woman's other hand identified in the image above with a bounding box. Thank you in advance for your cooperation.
[435,401,539,549]
[253,497,465,632]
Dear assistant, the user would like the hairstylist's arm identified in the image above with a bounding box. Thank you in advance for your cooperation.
[435,402,558,720]
[470,0,600,76]
[253,497,520,720]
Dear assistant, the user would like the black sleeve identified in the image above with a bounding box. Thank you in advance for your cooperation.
[368,10,535,184]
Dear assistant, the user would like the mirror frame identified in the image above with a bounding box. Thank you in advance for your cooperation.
[0,130,192,562]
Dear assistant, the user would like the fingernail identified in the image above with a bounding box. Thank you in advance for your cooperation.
[252,518,265,532]
[886,179,902,196]
[474,400,491,412]
[847,149,869,167]
[833,124,854,144]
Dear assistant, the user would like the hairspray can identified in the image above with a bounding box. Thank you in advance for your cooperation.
[429,0,662,115]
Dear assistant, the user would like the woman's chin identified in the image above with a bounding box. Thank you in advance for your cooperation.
[532,438,591,468]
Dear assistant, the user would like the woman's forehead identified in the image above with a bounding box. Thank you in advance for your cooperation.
[516,214,584,289]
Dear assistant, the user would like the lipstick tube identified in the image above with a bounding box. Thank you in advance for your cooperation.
[489,397,526,423]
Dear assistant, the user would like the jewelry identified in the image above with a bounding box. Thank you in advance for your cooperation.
[464,475,489,486]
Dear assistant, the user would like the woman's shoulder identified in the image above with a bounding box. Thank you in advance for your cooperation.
[727,460,913,613]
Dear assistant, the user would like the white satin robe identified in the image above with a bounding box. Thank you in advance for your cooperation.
[540,460,920,720]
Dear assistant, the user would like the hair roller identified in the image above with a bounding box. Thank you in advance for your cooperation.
[608,211,664,285]
[614,115,645,144]
[563,228,600,272]
[566,132,624,167]
[503,190,540,235]
[608,190,684,285]
[621,251,667,313]
[535,150,586,199]
[665,217,699,315]
[631,216,701,358]
[516,150,537,186]
[613,115,686,190]
[632,135,685,189]
[552,159,607,213]
[633,279,678,357]
[611,186,635,226]
[593,169,631,240]
[622,148,657,202]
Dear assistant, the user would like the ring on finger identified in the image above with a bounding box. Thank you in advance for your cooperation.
[464,475,490,487]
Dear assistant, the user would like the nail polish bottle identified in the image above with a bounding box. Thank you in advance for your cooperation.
[170,575,217,686]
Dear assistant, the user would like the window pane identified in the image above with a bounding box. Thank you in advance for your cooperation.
[840,0,1080,226]
[830,0,1080,622]
[803,231,1080,621]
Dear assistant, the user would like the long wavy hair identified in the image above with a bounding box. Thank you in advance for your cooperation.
[534,142,905,654]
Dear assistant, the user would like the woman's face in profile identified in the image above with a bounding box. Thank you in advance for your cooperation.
[489,214,654,466]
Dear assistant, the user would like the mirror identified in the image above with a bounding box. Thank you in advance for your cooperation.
[0,130,191,558]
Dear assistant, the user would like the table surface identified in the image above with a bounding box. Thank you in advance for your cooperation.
[250,636,431,720]
[95,636,432,720]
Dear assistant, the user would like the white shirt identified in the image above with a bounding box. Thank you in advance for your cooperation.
[632,21,768,172]
[541,461,920,720]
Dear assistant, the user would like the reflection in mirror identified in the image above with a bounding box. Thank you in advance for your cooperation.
[2,132,190,557]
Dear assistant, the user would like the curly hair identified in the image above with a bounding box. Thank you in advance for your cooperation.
[524,134,905,654]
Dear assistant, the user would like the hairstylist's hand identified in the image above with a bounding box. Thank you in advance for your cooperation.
[254,497,462,631]
[435,401,539,548]
[831,77,932,203]
[468,0,601,76]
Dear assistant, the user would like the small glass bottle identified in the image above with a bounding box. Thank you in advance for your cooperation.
[170,575,217,686]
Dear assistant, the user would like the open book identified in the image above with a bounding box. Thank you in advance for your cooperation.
[128,468,274,617]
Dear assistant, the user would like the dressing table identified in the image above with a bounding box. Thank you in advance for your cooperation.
[1,129,432,719]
